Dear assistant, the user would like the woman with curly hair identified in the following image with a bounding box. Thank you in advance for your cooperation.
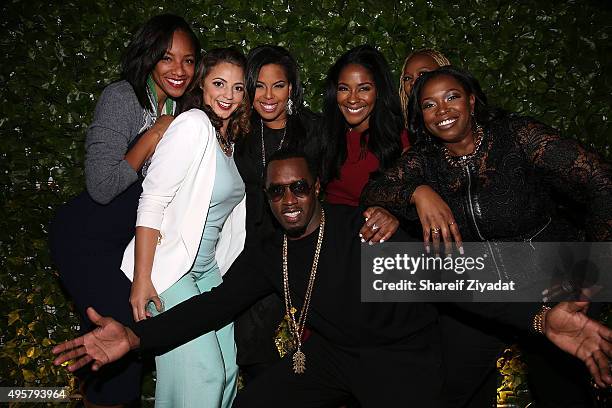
[122,47,251,408]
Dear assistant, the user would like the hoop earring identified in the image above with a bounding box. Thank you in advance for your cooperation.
[286,99,294,116]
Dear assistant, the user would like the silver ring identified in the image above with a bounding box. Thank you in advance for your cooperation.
[372,223,379,231]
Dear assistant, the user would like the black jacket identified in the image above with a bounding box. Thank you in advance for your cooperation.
[363,113,612,243]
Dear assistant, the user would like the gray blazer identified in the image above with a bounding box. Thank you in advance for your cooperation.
[85,80,146,204]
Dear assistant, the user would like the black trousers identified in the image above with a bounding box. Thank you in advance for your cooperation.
[49,184,143,405]
[234,329,444,408]
[438,312,506,408]
[439,306,597,408]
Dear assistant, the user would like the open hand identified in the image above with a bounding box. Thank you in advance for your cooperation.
[544,301,612,387]
[52,307,139,372]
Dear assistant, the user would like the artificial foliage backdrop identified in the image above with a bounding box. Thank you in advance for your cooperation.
[1,0,611,399]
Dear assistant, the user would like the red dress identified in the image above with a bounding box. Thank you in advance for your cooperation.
[325,129,409,206]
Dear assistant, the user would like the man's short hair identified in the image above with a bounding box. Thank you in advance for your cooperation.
[264,148,319,183]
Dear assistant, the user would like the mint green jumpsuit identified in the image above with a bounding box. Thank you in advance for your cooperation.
[150,142,244,408]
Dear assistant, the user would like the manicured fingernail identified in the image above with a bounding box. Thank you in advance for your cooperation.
[380,239,385,243]
[361,238,365,243]
[368,241,374,246]
[541,289,549,295]
[459,246,465,255]
[365,217,369,221]
[359,233,363,238]
[542,297,549,302]
[425,245,430,254]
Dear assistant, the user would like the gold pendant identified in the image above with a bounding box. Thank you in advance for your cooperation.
[274,313,297,358]
[293,349,306,374]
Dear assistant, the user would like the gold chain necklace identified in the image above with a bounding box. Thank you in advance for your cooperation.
[282,208,325,374]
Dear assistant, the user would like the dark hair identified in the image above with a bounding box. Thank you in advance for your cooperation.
[321,45,404,183]
[243,45,313,158]
[264,148,319,184]
[408,66,492,146]
[245,45,304,109]
[121,14,200,111]
[188,47,251,142]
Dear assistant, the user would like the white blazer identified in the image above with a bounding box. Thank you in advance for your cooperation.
[121,109,246,294]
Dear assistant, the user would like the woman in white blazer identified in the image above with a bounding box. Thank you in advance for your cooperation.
[121,48,251,408]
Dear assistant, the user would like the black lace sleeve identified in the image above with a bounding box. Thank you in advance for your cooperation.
[515,118,612,241]
[361,148,429,220]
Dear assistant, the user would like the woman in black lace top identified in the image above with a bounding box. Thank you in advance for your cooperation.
[364,66,611,244]
[362,66,612,407]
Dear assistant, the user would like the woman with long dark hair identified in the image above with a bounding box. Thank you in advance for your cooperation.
[233,44,322,382]
[236,45,321,241]
[49,14,199,407]
[321,45,406,242]
[363,66,612,408]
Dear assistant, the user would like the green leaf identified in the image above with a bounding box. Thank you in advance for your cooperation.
[8,311,20,326]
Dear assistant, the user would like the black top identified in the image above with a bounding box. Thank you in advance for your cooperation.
[363,113,612,242]
[132,204,542,354]
[234,108,323,244]
[133,204,438,353]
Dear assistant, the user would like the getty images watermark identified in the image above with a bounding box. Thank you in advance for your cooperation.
[371,252,515,293]
[361,242,612,302]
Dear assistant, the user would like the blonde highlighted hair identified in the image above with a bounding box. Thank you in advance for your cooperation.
[399,48,451,128]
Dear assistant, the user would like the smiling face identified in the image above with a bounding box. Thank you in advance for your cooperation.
[402,53,440,97]
[254,63,292,128]
[420,74,475,145]
[201,62,245,126]
[150,30,196,105]
[265,157,321,239]
[336,64,376,133]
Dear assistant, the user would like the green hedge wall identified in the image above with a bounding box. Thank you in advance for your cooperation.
[1,0,610,395]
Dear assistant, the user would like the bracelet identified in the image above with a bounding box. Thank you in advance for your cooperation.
[532,305,552,334]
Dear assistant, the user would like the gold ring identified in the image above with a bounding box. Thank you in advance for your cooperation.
[449,221,455,226]
[431,226,441,234]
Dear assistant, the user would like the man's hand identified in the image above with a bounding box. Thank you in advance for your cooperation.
[544,301,612,387]
[52,307,140,372]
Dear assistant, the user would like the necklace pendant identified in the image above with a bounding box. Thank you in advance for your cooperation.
[290,307,297,316]
[292,349,306,374]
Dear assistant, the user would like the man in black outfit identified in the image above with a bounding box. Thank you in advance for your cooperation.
[54,150,612,407]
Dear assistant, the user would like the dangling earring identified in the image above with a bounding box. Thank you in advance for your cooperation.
[286,99,294,116]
